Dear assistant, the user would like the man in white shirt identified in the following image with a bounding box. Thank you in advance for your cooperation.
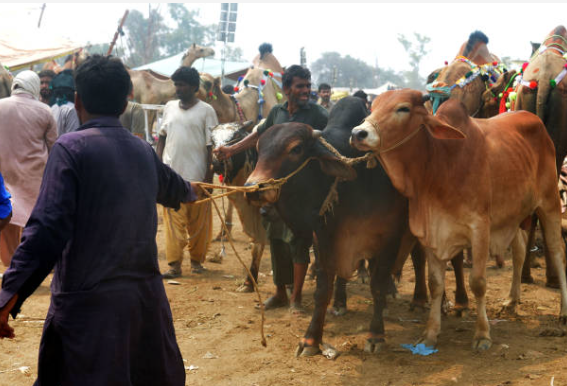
[156,67,218,278]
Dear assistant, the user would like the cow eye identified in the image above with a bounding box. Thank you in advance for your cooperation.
[397,106,410,113]
[290,145,303,155]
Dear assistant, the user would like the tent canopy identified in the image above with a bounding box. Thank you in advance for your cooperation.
[134,53,249,83]
[0,32,84,71]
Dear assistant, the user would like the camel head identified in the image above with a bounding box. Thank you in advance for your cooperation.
[182,43,215,67]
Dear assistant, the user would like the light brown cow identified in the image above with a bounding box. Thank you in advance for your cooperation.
[351,89,567,350]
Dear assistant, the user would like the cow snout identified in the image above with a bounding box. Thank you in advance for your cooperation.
[352,129,368,141]
[350,121,379,151]
[244,182,279,205]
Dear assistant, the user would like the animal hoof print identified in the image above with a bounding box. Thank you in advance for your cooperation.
[364,338,385,354]
[296,344,321,357]
[473,338,492,351]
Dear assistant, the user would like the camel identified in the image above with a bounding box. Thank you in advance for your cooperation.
[130,43,215,106]
[41,49,88,74]
[427,31,505,117]
[0,63,11,99]
[514,26,567,287]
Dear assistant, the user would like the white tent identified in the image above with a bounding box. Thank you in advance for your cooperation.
[0,32,84,71]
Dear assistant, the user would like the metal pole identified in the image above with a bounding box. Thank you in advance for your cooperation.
[37,3,46,29]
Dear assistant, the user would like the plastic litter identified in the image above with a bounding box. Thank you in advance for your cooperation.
[400,343,438,356]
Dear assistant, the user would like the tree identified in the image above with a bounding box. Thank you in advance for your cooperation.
[311,52,376,89]
[224,46,245,62]
[122,6,169,67]
[162,4,217,57]
[397,33,431,90]
[311,52,405,89]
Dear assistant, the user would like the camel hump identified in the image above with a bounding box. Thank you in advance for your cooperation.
[543,26,567,51]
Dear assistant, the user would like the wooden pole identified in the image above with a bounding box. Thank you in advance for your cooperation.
[107,10,129,56]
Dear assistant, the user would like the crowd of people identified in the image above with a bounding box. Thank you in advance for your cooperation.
[0,51,368,384]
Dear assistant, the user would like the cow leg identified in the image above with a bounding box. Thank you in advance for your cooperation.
[214,201,234,241]
[502,230,527,312]
[365,257,390,354]
[536,207,567,323]
[330,277,347,316]
[470,231,491,351]
[418,250,446,347]
[409,244,428,311]
[521,215,538,284]
[451,252,469,316]
[296,266,334,357]
[237,242,265,293]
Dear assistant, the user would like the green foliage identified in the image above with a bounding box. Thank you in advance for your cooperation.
[311,52,405,89]
[120,5,231,68]
[123,6,168,67]
[163,4,217,57]
[397,33,431,90]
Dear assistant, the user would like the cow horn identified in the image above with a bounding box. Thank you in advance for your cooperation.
[422,94,431,103]
[312,130,323,139]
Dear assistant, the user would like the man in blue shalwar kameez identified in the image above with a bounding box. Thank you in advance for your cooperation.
[0,55,194,386]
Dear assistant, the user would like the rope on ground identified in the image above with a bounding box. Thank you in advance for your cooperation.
[200,187,267,347]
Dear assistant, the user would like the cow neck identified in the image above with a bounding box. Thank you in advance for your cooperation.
[373,126,432,199]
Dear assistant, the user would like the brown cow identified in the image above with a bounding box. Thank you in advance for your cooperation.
[351,90,567,350]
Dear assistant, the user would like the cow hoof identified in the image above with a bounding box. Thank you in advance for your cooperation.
[521,276,534,284]
[472,338,492,351]
[453,307,469,318]
[409,301,428,312]
[416,336,436,348]
[328,306,347,316]
[295,343,321,357]
[546,279,560,289]
[364,338,385,354]
[500,300,518,315]
[236,283,254,293]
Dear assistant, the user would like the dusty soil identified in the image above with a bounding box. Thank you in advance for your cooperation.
[1,199,567,386]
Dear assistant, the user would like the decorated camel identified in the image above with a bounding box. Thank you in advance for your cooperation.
[0,63,12,99]
[427,31,509,118]
[513,26,567,287]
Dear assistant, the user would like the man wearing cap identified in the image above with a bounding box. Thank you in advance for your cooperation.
[0,70,57,266]
[50,69,80,137]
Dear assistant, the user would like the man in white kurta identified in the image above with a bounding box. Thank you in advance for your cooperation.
[156,66,218,278]
[0,71,57,266]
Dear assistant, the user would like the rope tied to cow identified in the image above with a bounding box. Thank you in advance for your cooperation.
[187,137,378,344]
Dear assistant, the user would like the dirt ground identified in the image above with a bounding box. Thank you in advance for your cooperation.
[1,198,567,386]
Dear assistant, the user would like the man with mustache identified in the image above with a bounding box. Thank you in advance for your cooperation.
[214,65,328,312]
[156,66,218,278]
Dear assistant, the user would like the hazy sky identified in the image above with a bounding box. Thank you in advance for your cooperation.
[2,2,567,79]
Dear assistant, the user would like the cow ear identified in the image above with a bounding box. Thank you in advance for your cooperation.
[313,142,357,181]
[424,115,466,140]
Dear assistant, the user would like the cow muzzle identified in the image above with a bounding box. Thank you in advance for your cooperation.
[350,121,379,151]
[244,182,279,205]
